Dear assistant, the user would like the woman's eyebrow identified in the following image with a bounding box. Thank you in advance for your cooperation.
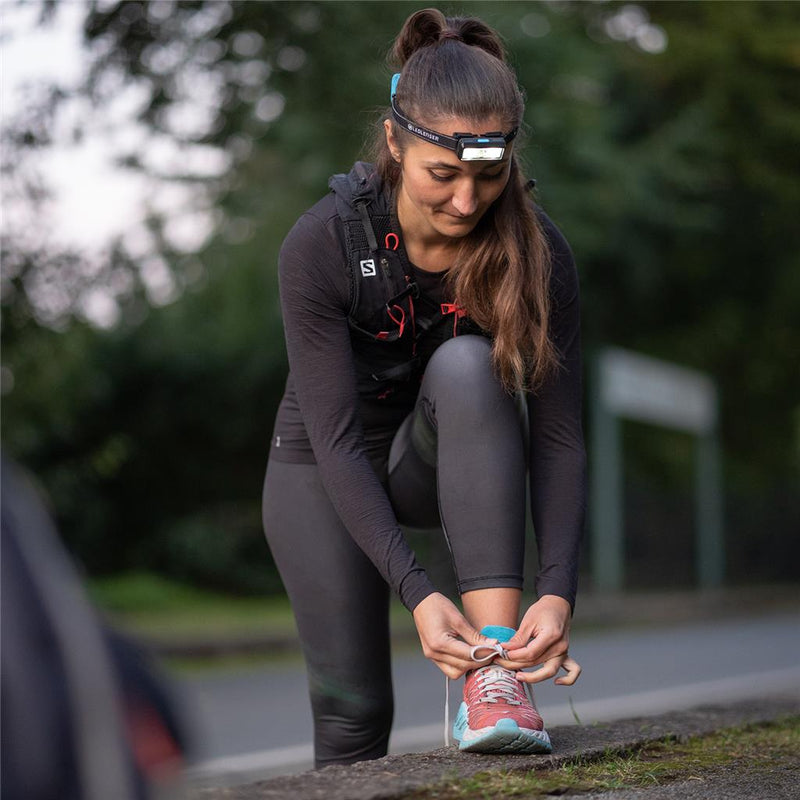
[423,159,510,171]
[423,160,463,170]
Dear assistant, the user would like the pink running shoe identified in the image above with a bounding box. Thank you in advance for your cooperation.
[452,626,552,754]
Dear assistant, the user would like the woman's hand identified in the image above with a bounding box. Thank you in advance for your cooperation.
[499,595,582,686]
[412,592,495,679]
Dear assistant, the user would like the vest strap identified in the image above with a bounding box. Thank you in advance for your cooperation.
[371,357,420,383]
[355,200,379,252]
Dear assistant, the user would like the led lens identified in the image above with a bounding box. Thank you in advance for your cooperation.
[459,145,506,161]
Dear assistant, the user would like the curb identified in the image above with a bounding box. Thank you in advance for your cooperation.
[186,693,800,800]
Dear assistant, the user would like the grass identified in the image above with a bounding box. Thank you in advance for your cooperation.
[87,571,297,638]
[87,571,417,643]
[403,717,799,799]
[88,571,423,672]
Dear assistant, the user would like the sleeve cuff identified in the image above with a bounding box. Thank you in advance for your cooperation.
[399,573,437,613]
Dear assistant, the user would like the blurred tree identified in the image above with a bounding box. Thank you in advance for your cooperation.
[2,0,422,589]
[2,1,798,591]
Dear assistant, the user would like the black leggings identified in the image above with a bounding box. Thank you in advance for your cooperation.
[262,335,527,767]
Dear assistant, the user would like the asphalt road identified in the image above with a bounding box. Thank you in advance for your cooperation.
[178,609,800,788]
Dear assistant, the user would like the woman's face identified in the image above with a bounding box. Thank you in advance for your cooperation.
[385,116,512,244]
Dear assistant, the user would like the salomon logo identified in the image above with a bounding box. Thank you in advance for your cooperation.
[360,259,377,277]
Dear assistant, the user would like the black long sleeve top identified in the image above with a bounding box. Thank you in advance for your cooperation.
[268,180,586,612]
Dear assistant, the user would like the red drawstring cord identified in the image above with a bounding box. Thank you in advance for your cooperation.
[441,303,466,337]
[408,295,417,354]
[387,304,406,337]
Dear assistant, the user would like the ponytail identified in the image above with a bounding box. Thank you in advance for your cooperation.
[390,8,506,65]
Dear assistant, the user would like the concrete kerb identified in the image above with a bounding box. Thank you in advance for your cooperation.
[187,693,800,800]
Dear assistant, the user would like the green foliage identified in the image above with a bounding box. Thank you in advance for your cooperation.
[2,1,799,592]
[88,570,242,614]
[86,571,296,641]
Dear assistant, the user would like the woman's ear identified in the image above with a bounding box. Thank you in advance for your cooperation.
[384,119,401,162]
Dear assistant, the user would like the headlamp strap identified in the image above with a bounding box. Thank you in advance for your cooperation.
[390,73,517,152]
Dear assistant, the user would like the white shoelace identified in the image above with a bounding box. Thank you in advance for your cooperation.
[443,641,508,747]
[470,665,525,704]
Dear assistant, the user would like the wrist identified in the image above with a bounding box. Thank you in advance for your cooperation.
[537,594,572,617]
[411,590,443,619]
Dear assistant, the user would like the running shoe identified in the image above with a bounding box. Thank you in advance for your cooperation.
[452,625,552,754]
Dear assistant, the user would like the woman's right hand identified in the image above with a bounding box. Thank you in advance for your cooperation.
[411,592,494,679]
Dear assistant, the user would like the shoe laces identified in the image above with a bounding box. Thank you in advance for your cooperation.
[471,665,525,705]
[443,641,512,747]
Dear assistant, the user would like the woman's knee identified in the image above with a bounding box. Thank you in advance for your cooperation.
[423,335,509,416]
[311,686,393,766]
[425,335,493,386]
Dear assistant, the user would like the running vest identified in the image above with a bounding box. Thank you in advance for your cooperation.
[329,162,484,400]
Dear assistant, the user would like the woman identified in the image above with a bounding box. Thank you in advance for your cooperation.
[263,8,585,767]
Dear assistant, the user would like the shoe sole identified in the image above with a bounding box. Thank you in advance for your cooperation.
[456,717,552,754]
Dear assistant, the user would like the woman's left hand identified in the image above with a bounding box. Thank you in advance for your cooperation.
[497,594,582,686]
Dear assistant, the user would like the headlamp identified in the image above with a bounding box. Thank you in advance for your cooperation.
[457,138,507,161]
[390,73,517,162]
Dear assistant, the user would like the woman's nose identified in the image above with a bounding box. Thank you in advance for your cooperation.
[451,181,478,216]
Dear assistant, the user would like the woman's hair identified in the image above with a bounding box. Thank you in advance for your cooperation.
[372,8,558,392]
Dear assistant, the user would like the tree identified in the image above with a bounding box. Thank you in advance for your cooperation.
[3,1,798,590]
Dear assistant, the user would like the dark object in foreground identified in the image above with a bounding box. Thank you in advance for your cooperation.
[1,458,191,800]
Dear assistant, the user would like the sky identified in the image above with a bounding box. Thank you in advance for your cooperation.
[1,2,152,253]
[1,1,221,326]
